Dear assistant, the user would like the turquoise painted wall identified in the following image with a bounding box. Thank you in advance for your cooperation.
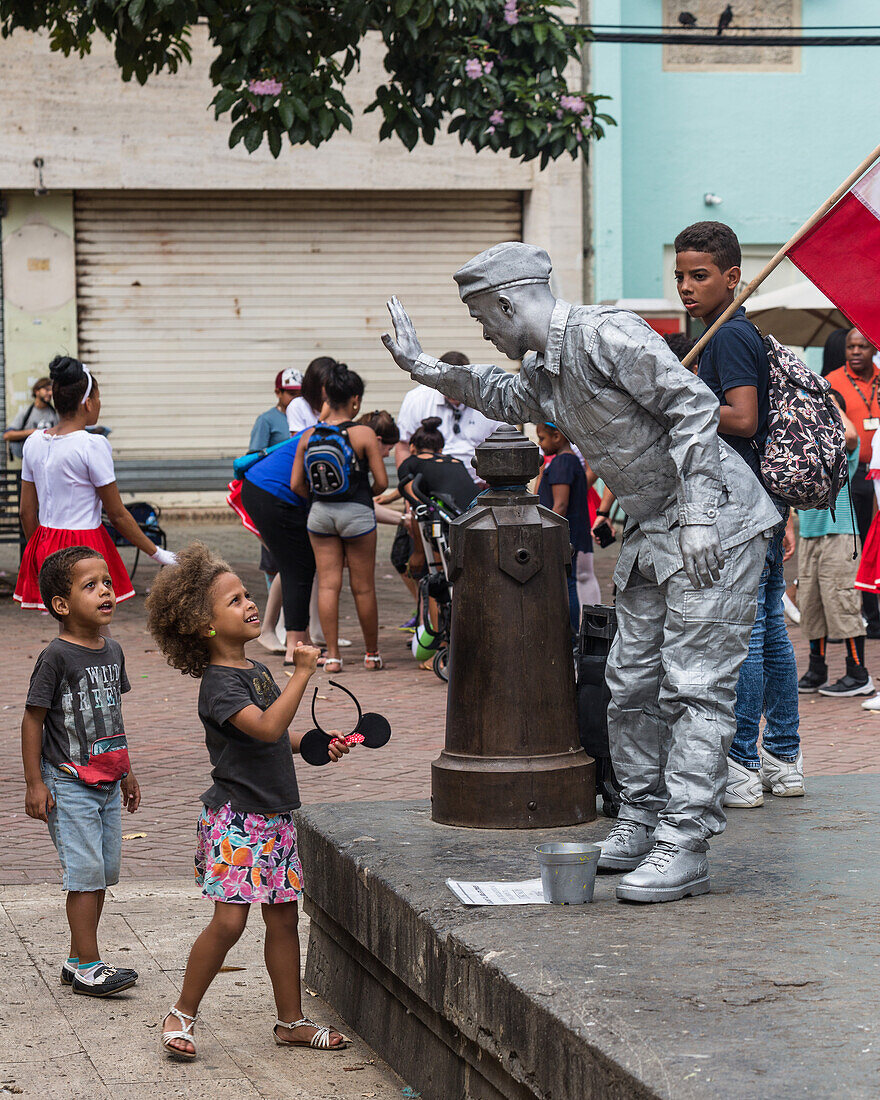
[590,0,880,301]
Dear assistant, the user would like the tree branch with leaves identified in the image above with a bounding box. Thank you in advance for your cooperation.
[1,0,614,165]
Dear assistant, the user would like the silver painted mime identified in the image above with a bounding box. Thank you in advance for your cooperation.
[383,243,781,900]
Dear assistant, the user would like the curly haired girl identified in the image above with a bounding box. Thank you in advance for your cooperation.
[145,543,350,1060]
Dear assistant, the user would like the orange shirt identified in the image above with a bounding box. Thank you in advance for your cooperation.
[825,363,880,463]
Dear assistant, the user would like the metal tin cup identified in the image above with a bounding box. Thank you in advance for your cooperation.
[535,842,601,904]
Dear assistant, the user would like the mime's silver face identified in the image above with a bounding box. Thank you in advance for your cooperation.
[466,292,528,360]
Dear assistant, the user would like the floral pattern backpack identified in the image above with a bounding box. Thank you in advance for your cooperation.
[757,331,848,517]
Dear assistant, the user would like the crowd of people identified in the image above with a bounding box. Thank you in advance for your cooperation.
[231,350,621,671]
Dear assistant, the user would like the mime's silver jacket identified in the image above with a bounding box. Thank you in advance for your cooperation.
[410,299,780,589]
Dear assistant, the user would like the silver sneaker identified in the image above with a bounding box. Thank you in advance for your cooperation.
[597,818,655,873]
[615,841,710,904]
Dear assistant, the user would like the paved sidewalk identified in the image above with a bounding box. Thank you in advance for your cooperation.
[0,881,407,1099]
[2,518,880,885]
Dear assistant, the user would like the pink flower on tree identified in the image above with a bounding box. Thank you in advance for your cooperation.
[465,58,483,79]
[489,110,504,126]
[249,78,283,96]
[503,0,519,25]
[582,114,594,130]
[483,60,494,74]
[559,95,587,114]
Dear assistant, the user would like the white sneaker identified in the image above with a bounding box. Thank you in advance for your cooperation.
[782,592,801,624]
[862,693,880,712]
[723,757,764,808]
[760,750,805,797]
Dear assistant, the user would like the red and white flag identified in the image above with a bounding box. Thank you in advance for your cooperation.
[787,161,880,349]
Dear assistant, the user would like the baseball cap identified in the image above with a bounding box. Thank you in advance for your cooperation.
[275,368,303,392]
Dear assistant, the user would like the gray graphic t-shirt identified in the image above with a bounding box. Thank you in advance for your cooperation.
[27,637,131,786]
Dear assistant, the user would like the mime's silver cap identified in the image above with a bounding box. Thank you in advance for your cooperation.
[454,242,552,302]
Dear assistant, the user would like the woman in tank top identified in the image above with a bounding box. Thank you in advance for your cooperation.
[292,362,388,672]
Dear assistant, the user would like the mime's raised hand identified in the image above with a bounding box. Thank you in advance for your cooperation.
[382,297,424,374]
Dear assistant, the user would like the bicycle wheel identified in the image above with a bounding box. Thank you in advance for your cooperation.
[433,647,449,682]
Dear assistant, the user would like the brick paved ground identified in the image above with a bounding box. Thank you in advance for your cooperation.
[2,517,879,885]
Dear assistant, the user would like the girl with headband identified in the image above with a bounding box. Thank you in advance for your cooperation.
[14,355,177,610]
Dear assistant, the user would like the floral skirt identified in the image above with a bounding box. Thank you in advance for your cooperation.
[195,802,303,905]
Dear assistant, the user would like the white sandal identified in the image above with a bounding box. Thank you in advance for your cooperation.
[364,653,383,670]
[273,1016,349,1050]
[161,1006,197,1060]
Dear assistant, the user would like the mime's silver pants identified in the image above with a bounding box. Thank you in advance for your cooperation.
[606,531,769,852]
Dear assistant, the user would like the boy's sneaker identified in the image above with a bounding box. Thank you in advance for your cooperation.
[797,658,828,694]
[72,962,139,997]
[760,750,805,797]
[60,959,77,986]
[818,670,874,697]
[723,758,764,808]
[861,693,880,711]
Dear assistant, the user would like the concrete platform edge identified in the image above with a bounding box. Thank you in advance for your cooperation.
[297,802,657,1100]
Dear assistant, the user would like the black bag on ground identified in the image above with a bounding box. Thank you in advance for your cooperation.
[577,604,621,819]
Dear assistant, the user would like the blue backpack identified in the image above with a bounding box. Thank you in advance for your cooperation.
[304,424,356,500]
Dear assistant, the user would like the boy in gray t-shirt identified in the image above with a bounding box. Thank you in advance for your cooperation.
[22,546,141,998]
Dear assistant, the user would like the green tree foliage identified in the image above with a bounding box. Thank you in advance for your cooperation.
[0,1,613,165]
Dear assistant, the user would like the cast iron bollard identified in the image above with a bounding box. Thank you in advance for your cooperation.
[431,425,596,828]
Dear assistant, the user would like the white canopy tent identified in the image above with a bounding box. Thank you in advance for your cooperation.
[744,280,850,348]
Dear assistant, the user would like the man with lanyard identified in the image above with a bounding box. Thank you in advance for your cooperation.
[394,351,505,483]
[826,329,880,637]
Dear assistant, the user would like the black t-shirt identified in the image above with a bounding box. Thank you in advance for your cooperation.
[198,660,301,814]
[398,453,478,514]
[697,307,770,482]
[26,637,131,786]
[537,452,592,554]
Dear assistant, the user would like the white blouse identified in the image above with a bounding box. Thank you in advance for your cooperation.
[21,430,116,530]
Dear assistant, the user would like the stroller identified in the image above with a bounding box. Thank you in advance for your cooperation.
[406,471,462,682]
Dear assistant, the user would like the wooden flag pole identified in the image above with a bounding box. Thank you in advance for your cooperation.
[681,141,880,370]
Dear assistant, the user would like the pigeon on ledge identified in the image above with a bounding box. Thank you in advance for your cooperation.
[717,4,734,35]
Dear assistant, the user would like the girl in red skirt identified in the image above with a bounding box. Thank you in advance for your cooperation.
[15,356,177,610]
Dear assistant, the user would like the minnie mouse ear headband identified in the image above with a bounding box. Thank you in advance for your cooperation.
[81,365,93,404]
[299,680,392,766]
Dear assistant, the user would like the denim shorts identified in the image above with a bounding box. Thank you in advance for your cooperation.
[307,501,376,539]
[41,761,122,892]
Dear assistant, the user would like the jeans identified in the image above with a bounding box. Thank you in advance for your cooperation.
[729,525,801,769]
[42,761,122,892]
[566,571,579,639]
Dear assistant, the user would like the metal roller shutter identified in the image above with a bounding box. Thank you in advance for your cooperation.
[74,191,521,478]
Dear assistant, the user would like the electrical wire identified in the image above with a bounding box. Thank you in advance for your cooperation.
[582,30,880,47]
[585,25,880,32]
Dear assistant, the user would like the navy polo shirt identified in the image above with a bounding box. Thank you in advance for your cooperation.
[697,307,769,482]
